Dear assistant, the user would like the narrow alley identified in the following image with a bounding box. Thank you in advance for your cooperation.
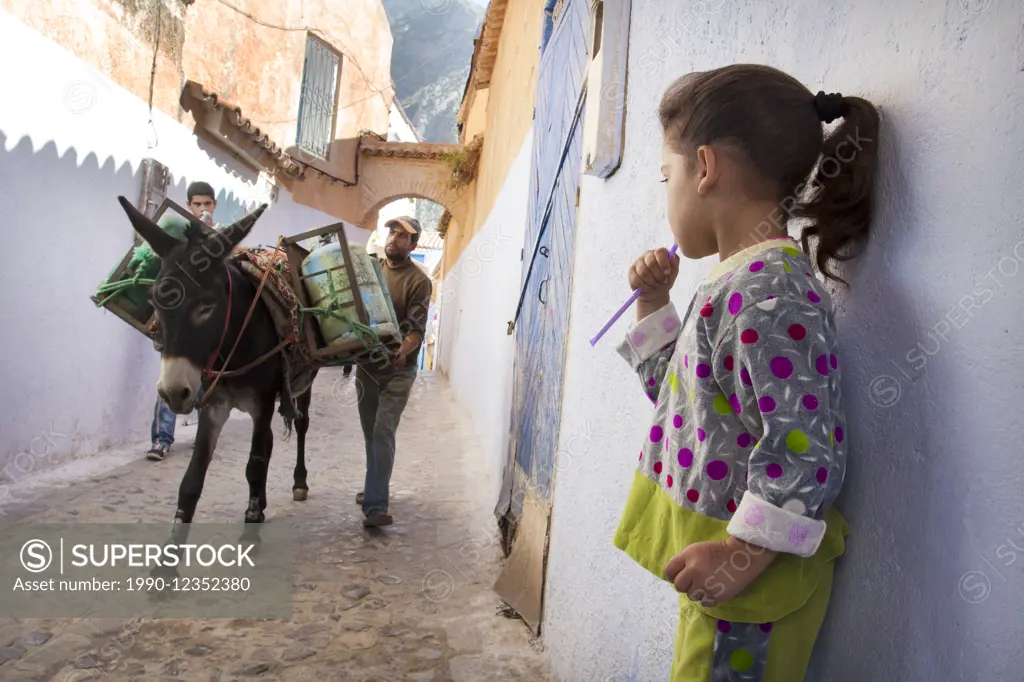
[4,0,1023,678]
[0,369,552,682]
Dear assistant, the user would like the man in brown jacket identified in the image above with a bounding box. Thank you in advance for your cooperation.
[356,216,432,527]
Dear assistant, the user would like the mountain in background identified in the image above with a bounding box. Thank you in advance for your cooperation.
[381,0,485,144]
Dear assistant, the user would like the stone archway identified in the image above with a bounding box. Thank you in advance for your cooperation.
[356,139,476,231]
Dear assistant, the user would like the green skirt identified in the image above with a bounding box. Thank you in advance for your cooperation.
[613,471,849,681]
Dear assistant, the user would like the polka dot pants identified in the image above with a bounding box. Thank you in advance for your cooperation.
[710,620,772,680]
[669,562,835,681]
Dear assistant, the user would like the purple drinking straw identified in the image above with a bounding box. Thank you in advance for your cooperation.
[590,244,679,347]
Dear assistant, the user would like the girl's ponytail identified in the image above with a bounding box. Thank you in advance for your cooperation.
[795,94,881,284]
[660,66,881,284]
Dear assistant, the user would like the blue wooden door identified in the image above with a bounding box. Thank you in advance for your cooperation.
[498,0,590,528]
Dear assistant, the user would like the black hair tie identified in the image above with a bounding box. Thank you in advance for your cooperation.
[814,91,847,123]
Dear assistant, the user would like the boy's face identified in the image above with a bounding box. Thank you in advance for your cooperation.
[189,194,216,220]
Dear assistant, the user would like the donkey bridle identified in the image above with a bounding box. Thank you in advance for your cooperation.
[199,248,296,407]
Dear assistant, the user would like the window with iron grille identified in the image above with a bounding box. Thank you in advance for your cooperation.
[296,35,341,160]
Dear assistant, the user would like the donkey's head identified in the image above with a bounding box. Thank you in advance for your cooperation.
[117,197,267,413]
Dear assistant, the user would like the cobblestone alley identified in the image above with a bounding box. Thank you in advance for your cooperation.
[0,369,552,682]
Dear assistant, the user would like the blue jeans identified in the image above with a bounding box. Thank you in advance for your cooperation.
[150,388,206,446]
[356,365,417,515]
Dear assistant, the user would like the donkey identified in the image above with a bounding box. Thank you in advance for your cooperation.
[118,196,314,525]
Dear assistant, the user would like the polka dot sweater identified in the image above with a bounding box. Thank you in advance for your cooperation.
[616,239,847,558]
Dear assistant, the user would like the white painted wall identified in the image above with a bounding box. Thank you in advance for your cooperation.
[0,9,366,483]
[541,1,1024,680]
[436,132,532,497]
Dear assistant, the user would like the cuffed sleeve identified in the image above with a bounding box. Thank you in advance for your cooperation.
[712,298,839,556]
[726,490,827,557]
[615,302,681,369]
[616,303,680,403]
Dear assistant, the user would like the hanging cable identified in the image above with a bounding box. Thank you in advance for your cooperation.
[145,0,162,149]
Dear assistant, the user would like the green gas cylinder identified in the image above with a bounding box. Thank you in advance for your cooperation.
[300,241,400,348]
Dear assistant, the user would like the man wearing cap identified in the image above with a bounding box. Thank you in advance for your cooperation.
[355,216,432,527]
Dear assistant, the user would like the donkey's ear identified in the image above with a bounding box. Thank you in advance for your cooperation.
[217,203,268,251]
[117,196,182,258]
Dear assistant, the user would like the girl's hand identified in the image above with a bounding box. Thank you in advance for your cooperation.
[629,248,679,306]
[664,538,777,607]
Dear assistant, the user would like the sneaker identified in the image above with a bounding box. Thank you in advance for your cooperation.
[355,492,364,505]
[146,443,170,461]
[363,511,393,527]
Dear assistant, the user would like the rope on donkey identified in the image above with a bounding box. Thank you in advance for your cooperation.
[93,242,162,307]
[93,272,157,306]
[94,241,165,305]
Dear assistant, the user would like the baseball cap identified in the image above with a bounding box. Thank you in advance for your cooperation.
[385,216,421,236]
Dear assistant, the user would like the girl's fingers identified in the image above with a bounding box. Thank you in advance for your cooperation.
[664,552,687,582]
[643,252,667,284]
[627,262,640,286]
[673,568,694,595]
[653,248,672,276]
[630,249,678,292]
[633,261,660,291]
